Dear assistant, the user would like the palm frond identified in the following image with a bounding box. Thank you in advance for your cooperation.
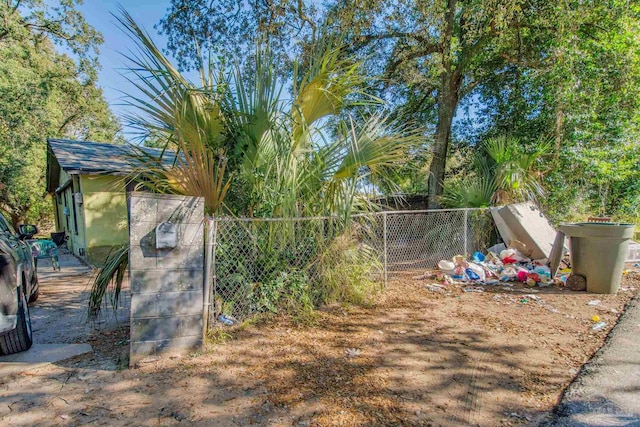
[224,46,283,164]
[88,245,129,321]
[291,36,380,150]
[309,115,423,218]
[440,173,498,208]
[91,10,424,314]
[480,135,550,204]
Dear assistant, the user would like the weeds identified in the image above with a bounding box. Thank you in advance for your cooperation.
[205,328,233,345]
[212,218,382,325]
[314,233,381,306]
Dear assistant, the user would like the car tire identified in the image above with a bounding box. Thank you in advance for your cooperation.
[0,289,33,355]
[28,288,39,303]
[28,275,39,303]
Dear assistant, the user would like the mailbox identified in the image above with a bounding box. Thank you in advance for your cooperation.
[156,221,179,249]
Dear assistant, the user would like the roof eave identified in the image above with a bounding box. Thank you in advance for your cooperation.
[62,169,132,177]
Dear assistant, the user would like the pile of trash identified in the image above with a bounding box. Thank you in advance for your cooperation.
[437,240,568,288]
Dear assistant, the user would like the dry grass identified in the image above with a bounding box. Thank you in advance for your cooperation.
[1,270,639,426]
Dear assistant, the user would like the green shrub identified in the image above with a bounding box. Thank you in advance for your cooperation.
[213,220,382,321]
[252,269,314,315]
[314,233,382,306]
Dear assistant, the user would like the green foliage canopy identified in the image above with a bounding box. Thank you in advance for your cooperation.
[0,0,121,226]
[473,0,640,222]
[158,0,640,221]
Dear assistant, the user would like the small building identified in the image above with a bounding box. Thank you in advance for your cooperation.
[46,138,175,265]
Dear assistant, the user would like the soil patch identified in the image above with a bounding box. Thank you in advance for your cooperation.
[1,269,639,426]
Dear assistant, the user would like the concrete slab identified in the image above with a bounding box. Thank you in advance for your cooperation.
[628,241,640,263]
[497,203,557,259]
[490,206,515,246]
[0,344,92,377]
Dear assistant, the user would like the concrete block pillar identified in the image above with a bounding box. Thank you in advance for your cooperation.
[128,193,205,366]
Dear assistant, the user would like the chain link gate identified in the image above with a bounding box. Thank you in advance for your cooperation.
[206,208,494,327]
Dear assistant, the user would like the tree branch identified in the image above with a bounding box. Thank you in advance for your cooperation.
[499,52,548,69]
[8,0,22,14]
[350,31,437,52]
[460,79,481,97]
[25,21,74,42]
[384,43,442,78]
[58,113,80,134]
[296,0,316,41]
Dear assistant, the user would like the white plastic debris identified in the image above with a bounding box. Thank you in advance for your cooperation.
[345,348,361,358]
[425,284,446,293]
[437,260,456,275]
[500,248,516,260]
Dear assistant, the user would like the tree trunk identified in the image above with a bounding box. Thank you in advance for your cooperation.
[427,0,460,209]
[428,79,459,208]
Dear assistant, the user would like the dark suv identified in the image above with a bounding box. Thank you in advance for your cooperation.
[0,212,39,355]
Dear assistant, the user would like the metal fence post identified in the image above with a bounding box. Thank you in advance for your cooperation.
[463,209,469,255]
[383,212,388,288]
[202,217,216,339]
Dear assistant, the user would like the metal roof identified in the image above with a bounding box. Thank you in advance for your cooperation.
[47,138,176,174]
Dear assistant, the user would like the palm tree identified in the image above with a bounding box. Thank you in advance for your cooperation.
[117,10,420,218]
[88,10,423,319]
[481,136,550,205]
[440,136,550,208]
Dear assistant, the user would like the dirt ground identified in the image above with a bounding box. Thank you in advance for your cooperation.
[1,268,639,427]
[29,254,129,347]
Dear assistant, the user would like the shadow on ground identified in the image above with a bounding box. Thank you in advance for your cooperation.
[2,268,639,426]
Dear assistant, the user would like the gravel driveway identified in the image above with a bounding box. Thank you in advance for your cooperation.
[30,253,129,345]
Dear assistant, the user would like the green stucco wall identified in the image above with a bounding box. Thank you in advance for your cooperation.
[81,175,128,265]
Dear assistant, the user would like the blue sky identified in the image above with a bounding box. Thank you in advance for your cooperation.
[76,1,476,142]
[78,1,177,140]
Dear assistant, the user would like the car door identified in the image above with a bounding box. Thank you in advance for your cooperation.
[0,214,31,279]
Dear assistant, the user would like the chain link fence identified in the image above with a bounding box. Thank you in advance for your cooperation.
[206,208,495,327]
[383,208,495,272]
